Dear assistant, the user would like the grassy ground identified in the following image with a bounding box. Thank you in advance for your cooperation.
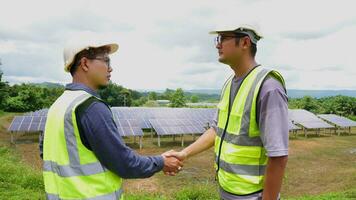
[1,113,356,199]
[0,146,45,200]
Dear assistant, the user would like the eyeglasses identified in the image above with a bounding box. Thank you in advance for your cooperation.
[214,35,238,46]
[92,57,111,67]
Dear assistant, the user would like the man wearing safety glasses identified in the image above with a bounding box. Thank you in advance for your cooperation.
[167,25,289,200]
[41,38,183,199]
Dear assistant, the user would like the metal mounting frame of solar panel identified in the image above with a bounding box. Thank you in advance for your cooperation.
[288,120,301,138]
[318,114,356,135]
[288,109,334,137]
[288,120,301,131]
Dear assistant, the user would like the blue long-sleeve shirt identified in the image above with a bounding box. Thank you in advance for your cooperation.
[41,83,164,179]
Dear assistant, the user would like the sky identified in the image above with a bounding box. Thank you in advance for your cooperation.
[0,0,355,91]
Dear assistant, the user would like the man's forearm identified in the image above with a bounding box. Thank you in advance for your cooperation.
[181,127,216,158]
[262,156,288,200]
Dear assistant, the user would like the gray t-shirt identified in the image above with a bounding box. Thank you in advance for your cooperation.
[213,71,289,200]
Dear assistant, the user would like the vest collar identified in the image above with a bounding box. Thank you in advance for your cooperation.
[65,83,100,98]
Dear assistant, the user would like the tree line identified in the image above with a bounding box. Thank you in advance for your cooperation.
[289,95,356,120]
[0,69,189,111]
[0,68,355,120]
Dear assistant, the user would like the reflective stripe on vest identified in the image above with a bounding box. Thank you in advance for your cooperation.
[215,66,285,195]
[46,189,123,200]
[43,90,123,200]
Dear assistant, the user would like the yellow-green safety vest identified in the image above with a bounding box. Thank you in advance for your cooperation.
[43,90,124,200]
[215,66,285,195]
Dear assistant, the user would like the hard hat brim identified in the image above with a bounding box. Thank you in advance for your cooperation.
[209,30,236,35]
[209,29,263,39]
[64,43,119,72]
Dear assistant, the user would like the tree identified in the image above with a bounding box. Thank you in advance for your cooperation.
[148,92,158,101]
[162,88,174,100]
[0,68,9,109]
[190,95,199,103]
[98,82,132,107]
[132,96,148,107]
[170,88,186,107]
[130,89,142,100]
[41,86,65,108]
[321,95,355,116]
[288,95,356,118]
[3,84,45,112]
[143,100,159,107]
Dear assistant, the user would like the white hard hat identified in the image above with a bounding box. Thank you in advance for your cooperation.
[63,37,118,72]
[209,24,263,44]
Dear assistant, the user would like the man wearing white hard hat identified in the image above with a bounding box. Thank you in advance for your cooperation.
[167,25,288,200]
[42,39,183,199]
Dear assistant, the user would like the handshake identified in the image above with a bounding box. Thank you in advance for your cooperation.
[161,150,188,176]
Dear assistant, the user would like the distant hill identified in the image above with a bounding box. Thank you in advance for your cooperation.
[32,82,64,88]
[287,90,356,98]
[43,83,354,99]
[186,89,356,98]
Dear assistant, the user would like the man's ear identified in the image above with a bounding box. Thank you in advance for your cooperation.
[242,36,251,49]
[80,57,90,72]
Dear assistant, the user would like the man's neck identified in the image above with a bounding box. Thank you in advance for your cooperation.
[230,58,258,78]
[72,76,98,91]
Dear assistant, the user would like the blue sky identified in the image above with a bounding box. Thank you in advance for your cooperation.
[0,0,355,90]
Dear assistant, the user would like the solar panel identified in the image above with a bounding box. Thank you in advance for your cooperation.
[288,109,334,129]
[318,114,356,128]
[114,118,144,137]
[24,108,49,116]
[8,116,24,132]
[8,116,47,132]
[111,107,216,130]
[149,119,206,136]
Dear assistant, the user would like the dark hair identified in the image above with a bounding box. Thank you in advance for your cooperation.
[70,46,111,76]
[234,33,257,58]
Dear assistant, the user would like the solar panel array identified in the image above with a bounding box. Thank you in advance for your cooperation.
[112,107,216,130]
[8,116,47,132]
[318,114,356,128]
[7,107,216,139]
[10,107,331,136]
[288,109,334,129]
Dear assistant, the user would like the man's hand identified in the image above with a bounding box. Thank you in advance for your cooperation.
[160,128,216,176]
[161,150,183,176]
[163,150,188,161]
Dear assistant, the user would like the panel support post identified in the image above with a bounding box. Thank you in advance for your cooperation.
[181,134,184,147]
[158,135,161,147]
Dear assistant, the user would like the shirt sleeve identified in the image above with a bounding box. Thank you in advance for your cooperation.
[79,101,164,179]
[211,110,219,133]
[257,76,289,157]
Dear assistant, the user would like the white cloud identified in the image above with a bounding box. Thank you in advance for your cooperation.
[0,0,355,90]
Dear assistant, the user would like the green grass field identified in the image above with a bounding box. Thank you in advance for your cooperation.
[1,113,356,199]
[0,146,45,200]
